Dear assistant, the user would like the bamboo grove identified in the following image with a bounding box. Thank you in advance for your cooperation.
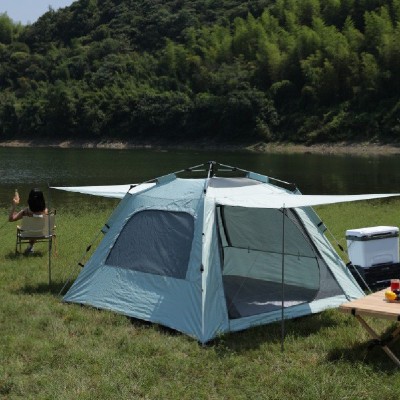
[1,0,400,144]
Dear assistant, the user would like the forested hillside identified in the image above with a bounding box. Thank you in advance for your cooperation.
[1,0,400,144]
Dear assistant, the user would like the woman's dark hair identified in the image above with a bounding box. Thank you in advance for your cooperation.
[28,188,46,212]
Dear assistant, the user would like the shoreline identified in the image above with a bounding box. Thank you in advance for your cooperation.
[1,139,400,155]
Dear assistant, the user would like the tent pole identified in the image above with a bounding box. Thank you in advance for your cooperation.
[281,206,286,352]
[48,239,52,287]
[47,184,52,287]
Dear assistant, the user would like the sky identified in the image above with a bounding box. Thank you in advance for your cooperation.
[0,0,76,25]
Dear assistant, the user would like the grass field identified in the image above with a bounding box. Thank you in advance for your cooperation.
[1,199,400,399]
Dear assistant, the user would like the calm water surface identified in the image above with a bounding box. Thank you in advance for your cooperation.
[0,147,399,208]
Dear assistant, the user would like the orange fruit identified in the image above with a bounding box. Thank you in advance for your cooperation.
[385,290,397,301]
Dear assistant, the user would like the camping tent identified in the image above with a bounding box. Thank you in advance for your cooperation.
[60,162,399,343]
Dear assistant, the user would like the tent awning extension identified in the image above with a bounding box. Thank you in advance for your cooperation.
[52,184,400,208]
[52,161,400,208]
[51,183,155,199]
[212,192,400,208]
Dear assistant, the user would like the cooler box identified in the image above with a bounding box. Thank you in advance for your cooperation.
[347,263,400,290]
[346,226,399,268]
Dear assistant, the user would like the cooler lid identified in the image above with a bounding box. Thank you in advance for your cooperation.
[346,225,399,239]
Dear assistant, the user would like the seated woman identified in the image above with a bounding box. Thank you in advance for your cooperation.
[9,188,48,253]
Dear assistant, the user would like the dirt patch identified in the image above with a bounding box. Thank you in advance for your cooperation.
[1,139,400,156]
[245,141,400,155]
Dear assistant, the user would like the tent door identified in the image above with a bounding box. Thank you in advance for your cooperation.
[216,206,322,319]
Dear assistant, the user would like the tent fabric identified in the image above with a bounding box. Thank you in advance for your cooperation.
[51,183,155,198]
[52,181,400,206]
[62,171,397,343]
[209,188,400,208]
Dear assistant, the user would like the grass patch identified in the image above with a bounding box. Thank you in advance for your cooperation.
[1,199,400,399]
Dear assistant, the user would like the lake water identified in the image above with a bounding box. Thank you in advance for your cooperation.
[0,147,399,209]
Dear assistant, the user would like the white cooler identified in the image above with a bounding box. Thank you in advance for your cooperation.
[346,226,399,268]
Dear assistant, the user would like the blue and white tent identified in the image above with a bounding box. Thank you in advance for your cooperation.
[59,162,398,343]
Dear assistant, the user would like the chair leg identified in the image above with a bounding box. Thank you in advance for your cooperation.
[48,238,53,286]
[15,236,20,255]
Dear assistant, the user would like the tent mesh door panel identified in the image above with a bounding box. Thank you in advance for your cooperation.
[217,206,344,319]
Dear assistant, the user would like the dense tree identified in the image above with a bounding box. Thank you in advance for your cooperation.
[0,13,14,44]
[1,0,400,143]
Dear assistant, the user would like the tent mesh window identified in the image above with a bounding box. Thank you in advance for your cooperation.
[106,210,194,279]
[217,206,343,319]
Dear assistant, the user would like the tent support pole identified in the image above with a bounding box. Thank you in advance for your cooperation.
[47,184,52,287]
[281,206,286,352]
[48,240,52,287]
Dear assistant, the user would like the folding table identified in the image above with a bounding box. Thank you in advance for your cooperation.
[339,289,400,367]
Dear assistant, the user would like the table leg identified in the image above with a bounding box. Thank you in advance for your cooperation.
[387,325,400,346]
[355,315,400,367]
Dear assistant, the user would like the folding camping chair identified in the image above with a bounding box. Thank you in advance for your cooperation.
[15,212,56,255]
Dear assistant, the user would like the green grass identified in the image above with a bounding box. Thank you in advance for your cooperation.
[1,199,400,399]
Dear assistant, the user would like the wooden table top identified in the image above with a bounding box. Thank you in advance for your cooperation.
[339,289,400,321]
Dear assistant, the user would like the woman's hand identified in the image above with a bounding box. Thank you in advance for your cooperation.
[12,191,20,207]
